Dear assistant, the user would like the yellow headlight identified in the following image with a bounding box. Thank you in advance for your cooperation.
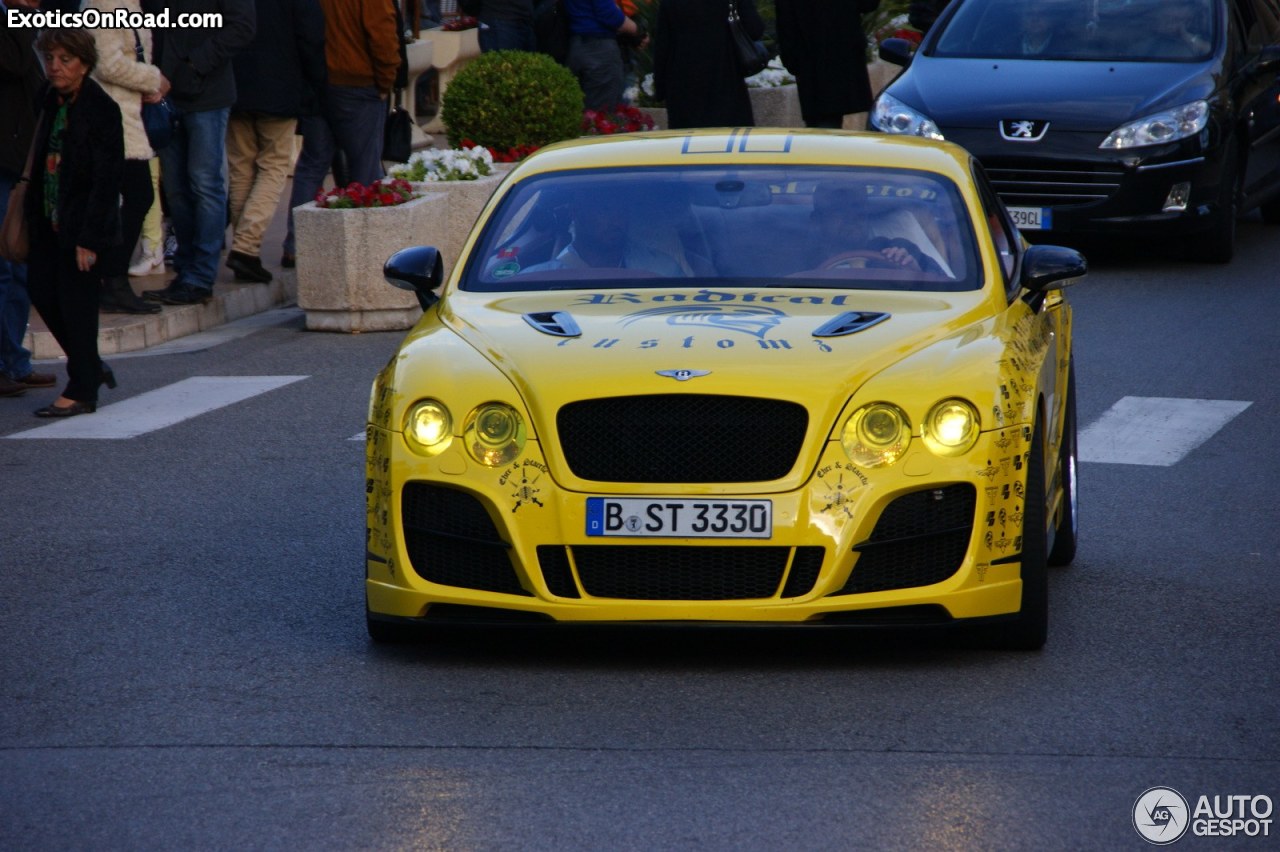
[404,399,453,456]
[922,398,980,457]
[464,402,526,467]
[841,402,910,467]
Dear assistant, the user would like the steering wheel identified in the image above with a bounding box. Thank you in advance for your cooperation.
[820,250,897,270]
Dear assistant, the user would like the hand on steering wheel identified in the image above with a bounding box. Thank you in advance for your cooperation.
[820,250,898,270]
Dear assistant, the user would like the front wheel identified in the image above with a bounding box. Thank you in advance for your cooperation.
[1048,364,1078,567]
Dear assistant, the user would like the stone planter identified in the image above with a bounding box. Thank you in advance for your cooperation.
[641,106,668,130]
[295,192,449,332]
[749,84,803,128]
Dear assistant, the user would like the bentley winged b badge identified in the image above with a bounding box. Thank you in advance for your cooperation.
[656,369,711,382]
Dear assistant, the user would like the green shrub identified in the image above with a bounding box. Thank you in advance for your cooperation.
[442,51,584,151]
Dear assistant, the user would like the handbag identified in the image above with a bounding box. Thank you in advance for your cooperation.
[131,28,177,151]
[728,0,769,78]
[383,89,413,164]
[0,133,35,263]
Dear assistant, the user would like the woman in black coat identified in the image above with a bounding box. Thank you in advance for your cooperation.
[775,0,880,128]
[25,29,124,417]
[653,0,765,129]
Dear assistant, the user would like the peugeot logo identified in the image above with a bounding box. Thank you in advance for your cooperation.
[656,369,711,381]
[1000,119,1050,142]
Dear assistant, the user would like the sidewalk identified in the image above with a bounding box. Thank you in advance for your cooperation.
[23,178,300,361]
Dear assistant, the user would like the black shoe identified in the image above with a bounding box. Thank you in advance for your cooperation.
[100,364,117,390]
[226,250,273,283]
[35,400,96,417]
[0,376,27,397]
[101,276,162,314]
[280,252,296,269]
[143,281,213,305]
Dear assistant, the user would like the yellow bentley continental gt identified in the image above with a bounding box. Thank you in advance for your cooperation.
[366,130,1084,650]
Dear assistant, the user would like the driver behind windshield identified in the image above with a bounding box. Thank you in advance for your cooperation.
[807,184,946,273]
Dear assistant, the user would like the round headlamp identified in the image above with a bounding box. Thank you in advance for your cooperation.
[841,402,910,468]
[404,399,453,456]
[922,398,980,457]
[464,402,526,467]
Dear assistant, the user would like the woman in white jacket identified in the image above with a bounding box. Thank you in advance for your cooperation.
[83,0,170,313]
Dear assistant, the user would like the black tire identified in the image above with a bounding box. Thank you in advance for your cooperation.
[995,413,1049,650]
[1192,150,1240,264]
[1261,195,1280,225]
[1048,364,1078,567]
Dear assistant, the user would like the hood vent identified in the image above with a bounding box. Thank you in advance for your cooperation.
[523,311,582,338]
[812,311,890,338]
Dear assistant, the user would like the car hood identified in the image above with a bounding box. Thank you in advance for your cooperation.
[435,287,989,424]
[890,57,1215,131]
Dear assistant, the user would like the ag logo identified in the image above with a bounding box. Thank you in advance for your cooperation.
[1133,787,1190,844]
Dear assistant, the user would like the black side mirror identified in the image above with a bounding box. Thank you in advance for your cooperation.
[879,37,916,68]
[384,246,443,311]
[1020,244,1087,310]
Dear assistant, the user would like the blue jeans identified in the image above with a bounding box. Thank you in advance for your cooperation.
[0,169,33,380]
[160,107,230,291]
[283,114,333,257]
[479,20,537,52]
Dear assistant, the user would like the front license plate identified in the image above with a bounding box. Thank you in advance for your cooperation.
[586,498,772,538]
[1007,206,1053,231]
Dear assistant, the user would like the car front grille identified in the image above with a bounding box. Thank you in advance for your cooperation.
[401,482,531,596]
[557,394,808,483]
[835,484,976,595]
[985,159,1124,208]
[557,545,824,600]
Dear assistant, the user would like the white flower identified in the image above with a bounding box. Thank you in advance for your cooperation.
[745,58,795,89]
[388,145,495,182]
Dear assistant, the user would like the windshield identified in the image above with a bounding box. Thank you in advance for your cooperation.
[933,0,1218,62]
[461,166,980,293]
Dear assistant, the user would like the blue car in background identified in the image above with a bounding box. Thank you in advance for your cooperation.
[872,0,1280,262]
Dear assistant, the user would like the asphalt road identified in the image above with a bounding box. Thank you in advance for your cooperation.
[2,217,1278,850]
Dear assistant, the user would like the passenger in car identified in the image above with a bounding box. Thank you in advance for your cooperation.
[1136,0,1210,58]
[520,192,693,276]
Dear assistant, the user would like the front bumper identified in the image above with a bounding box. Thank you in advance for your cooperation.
[365,424,1037,626]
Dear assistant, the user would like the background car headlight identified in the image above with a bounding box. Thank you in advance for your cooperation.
[870,94,945,140]
[464,402,526,467]
[404,399,453,456]
[841,403,911,468]
[921,398,980,457]
[1099,100,1208,149]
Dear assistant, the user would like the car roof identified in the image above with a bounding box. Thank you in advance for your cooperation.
[509,129,977,186]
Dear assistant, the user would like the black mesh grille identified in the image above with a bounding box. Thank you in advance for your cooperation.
[537,545,580,598]
[573,545,790,600]
[836,484,975,595]
[985,159,1124,208]
[401,483,530,596]
[557,394,808,483]
[780,546,824,598]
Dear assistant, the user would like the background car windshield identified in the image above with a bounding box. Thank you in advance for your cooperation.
[932,0,1218,62]
[462,166,979,292]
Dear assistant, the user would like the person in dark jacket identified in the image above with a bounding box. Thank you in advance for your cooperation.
[463,0,537,52]
[775,0,880,128]
[652,0,764,129]
[225,0,326,284]
[143,0,256,306]
[0,0,57,399]
[565,0,647,111]
[24,29,125,417]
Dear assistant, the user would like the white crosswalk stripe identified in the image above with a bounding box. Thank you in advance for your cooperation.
[5,376,308,440]
[1079,396,1252,466]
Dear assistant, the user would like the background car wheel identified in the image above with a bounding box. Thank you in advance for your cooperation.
[994,413,1049,650]
[1192,150,1240,264]
[1261,195,1280,225]
[1048,364,1078,567]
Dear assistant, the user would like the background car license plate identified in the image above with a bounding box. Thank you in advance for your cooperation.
[1007,206,1052,230]
[586,498,772,538]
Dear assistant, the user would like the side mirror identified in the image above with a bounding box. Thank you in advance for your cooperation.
[384,246,443,310]
[879,37,915,68]
[1020,244,1087,309]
